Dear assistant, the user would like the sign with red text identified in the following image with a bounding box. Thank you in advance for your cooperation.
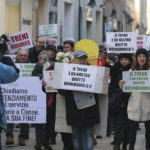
[137,35,147,49]
[106,32,137,53]
[8,30,33,52]
[1,77,46,123]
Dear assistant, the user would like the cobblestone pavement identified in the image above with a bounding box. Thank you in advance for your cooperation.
[1,123,145,150]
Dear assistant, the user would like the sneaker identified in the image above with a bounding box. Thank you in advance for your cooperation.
[18,138,25,146]
[45,145,53,150]
[5,137,14,145]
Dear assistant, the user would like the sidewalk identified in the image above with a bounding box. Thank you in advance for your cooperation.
[1,123,145,150]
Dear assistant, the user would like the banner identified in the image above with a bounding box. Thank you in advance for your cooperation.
[137,35,147,50]
[123,71,150,92]
[53,63,110,94]
[43,71,57,93]
[39,24,57,37]
[15,63,36,76]
[106,32,137,53]
[1,77,46,123]
[8,30,33,52]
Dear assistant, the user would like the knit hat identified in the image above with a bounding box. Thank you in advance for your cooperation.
[119,53,132,62]
[136,48,148,59]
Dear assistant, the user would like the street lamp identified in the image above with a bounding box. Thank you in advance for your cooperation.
[99,0,117,40]
[86,0,97,8]
[99,0,117,18]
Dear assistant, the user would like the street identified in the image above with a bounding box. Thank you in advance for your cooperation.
[1,123,145,150]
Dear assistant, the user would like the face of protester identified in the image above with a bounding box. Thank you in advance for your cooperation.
[137,54,147,68]
[39,55,49,66]
[78,56,88,65]
[16,51,28,63]
[36,37,45,52]
[120,58,131,67]
[48,50,56,61]
[63,44,73,53]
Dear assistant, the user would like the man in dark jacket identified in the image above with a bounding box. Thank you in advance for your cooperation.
[28,37,45,63]
[5,49,29,146]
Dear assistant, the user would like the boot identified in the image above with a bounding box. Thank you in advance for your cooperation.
[5,136,14,145]
[44,145,53,150]
[18,137,25,146]
[113,145,120,150]
[122,145,127,150]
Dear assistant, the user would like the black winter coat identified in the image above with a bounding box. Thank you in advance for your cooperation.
[28,47,40,63]
[108,62,131,115]
[60,90,100,127]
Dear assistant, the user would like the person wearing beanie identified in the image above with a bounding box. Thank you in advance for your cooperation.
[109,53,132,150]
[122,48,150,150]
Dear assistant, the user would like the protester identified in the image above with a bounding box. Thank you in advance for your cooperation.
[32,50,53,150]
[59,40,75,150]
[121,48,150,150]
[63,40,74,53]
[28,37,45,63]
[0,41,19,150]
[109,54,132,150]
[59,50,99,150]
[5,49,29,146]
[56,45,63,53]
[46,44,57,145]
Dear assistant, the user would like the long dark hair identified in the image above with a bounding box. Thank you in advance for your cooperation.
[132,52,150,70]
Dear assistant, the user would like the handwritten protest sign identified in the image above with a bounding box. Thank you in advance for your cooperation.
[53,63,110,94]
[43,71,57,93]
[15,63,36,76]
[106,32,137,53]
[39,24,57,37]
[123,71,150,92]
[1,77,46,123]
[137,35,147,49]
[8,30,33,52]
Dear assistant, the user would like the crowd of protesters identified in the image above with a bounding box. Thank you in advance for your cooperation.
[0,34,150,150]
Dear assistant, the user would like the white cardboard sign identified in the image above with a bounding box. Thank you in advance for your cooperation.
[1,77,46,123]
[106,32,137,53]
[43,71,57,93]
[8,30,33,52]
[123,71,150,92]
[53,63,110,94]
[39,24,57,37]
[15,63,36,76]
[137,35,147,49]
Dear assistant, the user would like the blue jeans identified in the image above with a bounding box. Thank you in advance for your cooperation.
[72,126,93,150]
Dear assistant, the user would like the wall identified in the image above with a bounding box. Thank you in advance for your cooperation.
[0,0,6,34]
[6,1,20,34]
